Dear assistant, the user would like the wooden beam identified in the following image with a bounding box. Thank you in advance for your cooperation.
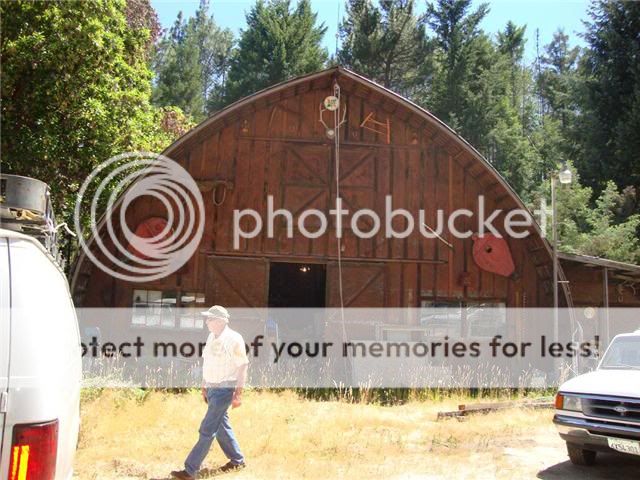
[205,250,447,265]
[241,135,426,150]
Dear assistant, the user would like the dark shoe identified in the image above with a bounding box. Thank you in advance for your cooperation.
[170,470,195,480]
[216,461,246,474]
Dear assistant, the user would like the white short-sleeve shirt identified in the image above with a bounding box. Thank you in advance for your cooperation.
[202,326,249,384]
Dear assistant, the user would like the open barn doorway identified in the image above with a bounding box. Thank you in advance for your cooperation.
[267,262,326,341]
[268,262,326,308]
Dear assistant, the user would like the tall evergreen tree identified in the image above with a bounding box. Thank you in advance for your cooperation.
[153,2,234,117]
[497,21,526,110]
[153,12,205,119]
[224,0,328,104]
[424,0,490,137]
[190,0,234,113]
[338,0,431,99]
[537,29,580,130]
[529,29,581,186]
[576,0,640,195]
[424,2,541,198]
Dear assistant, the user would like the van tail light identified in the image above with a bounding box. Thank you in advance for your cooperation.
[8,420,58,480]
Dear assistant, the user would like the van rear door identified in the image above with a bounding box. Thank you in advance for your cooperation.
[0,237,11,466]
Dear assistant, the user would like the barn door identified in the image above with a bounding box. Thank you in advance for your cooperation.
[326,261,386,341]
[206,256,268,307]
[326,262,386,307]
[206,256,268,339]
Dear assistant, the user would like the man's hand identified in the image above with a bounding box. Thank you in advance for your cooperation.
[232,388,242,408]
[201,387,208,404]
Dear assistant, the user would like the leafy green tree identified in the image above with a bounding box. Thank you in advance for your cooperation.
[125,0,162,48]
[530,172,640,264]
[1,0,175,220]
[338,0,432,98]
[578,182,640,263]
[156,106,196,141]
[224,0,328,104]
[529,165,592,247]
[562,182,640,263]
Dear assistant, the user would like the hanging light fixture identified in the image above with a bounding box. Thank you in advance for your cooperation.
[558,164,572,184]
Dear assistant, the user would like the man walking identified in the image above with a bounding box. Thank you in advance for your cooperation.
[171,305,249,479]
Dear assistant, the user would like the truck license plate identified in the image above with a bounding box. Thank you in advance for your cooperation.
[608,437,640,456]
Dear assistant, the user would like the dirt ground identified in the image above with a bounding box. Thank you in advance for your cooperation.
[73,390,640,480]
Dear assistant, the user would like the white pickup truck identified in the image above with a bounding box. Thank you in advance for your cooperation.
[554,331,640,465]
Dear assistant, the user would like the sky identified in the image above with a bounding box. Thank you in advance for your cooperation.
[151,0,590,63]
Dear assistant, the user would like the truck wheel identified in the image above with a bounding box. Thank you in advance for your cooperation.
[567,443,597,466]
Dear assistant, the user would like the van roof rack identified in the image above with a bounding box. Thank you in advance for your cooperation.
[0,174,63,263]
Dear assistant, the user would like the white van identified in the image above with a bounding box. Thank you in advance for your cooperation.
[0,228,82,479]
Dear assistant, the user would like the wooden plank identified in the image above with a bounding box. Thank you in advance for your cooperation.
[390,146,406,258]
[420,143,436,297]
[407,147,421,259]
[233,136,252,252]
[263,141,284,255]
[437,400,554,421]
[450,154,465,296]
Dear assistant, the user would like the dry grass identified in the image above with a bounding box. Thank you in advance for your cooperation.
[74,389,566,480]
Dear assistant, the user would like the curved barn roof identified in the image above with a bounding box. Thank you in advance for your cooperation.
[166,66,519,205]
[71,66,567,304]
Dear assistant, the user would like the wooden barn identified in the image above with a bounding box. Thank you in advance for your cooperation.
[70,67,639,344]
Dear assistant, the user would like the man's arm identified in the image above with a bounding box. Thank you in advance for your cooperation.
[201,333,212,403]
[201,383,208,404]
[232,363,247,408]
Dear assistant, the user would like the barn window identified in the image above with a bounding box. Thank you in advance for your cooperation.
[466,302,506,337]
[178,292,206,329]
[420,300,463,337]
[131,290,205,329]
[420,300,506,339]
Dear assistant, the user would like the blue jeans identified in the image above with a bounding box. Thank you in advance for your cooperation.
[184,387,245,476]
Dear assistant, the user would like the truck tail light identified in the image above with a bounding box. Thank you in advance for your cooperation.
[555,393,564,409]
[8,420,58,480]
